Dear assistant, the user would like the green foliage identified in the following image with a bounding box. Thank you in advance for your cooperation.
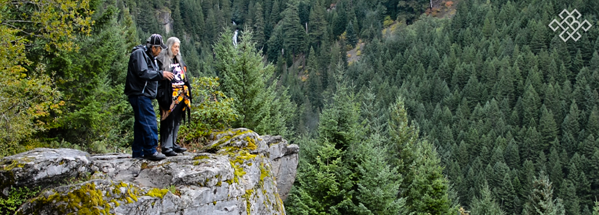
[0,0,93,157]
[523,174,566,215]
[42,4,137,153]
[352,134,405,215]
[178,77,239,143]
[0,186,40,215]
[470,182,505,215]
[286,138,350,215]
[308,0,327,48]
[346,21,358,47]
[280,1,307,55]
[214,29,295,136]
[403,138,452,214]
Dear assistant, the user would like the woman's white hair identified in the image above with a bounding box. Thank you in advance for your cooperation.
[158,37,182,71]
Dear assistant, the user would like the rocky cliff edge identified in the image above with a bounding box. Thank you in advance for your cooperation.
[0,128,299,215]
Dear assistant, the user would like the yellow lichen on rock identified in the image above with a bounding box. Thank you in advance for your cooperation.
[230,161,246,184]
[242,189,254,215]
[145,188,169,199]
[245,136,257,151]
[23,182,111,215]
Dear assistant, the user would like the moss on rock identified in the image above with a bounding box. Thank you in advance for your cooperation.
[145,188,169,199]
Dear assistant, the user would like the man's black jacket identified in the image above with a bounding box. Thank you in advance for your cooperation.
[124,45,164,98]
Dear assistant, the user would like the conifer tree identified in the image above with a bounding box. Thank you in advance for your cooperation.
[308,0,327,48]
[403,137,453,214]
[523,174,566,215]
[213,29,293,135]
[286,138,349,215]
[352,133,405,214]
[471,182,505,215]
[280,1,307,55]
[253,2,266,49]
[389,97,452,214]
[306,47,323,110]
[540,105,559,148]
[266,25,284,61]
[346,21,358,47]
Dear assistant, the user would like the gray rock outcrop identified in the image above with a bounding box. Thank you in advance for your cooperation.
[0,128,299,215]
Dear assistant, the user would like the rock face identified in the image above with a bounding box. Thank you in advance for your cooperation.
[0,128,299,215]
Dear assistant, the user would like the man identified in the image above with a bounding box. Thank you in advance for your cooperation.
[125,34,175,161]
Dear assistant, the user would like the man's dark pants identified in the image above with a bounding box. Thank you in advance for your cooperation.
[128,96,158,158]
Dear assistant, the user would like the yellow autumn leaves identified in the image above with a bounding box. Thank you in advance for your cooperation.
[0,0,94,156]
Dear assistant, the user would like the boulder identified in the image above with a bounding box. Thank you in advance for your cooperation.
[0,148,92,196]
[0,128,298,215]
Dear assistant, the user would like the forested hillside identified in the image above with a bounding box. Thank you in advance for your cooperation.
[3,0,599,214]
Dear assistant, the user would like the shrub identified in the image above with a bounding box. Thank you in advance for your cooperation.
[0,186,40,214]
[383,15,394,28]
[178,77,238,146]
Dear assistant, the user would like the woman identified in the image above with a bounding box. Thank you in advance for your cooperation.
[156,37,191,156]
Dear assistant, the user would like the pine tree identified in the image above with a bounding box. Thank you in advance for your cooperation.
[403,137,453,214]
[280,1,307,55]
[385,97,452,214]
[289,62,361,214]
[171,0,184,36]
[269,0,281,26]
[587,106,599,136]
[306,47,323,110]
[522,84,541,128]
[471,182,505,215]
[253,2,266,49]
[352,133,405,214]
[523,174,566,215]
[346,21,358,47]
[332,5,347,37]
[308,0,327,48]
[561,179,581,215]
[387,97,419,170]
[521,160,536,198]
[266,24,283,62]
[497,173,518,214]
[318,62,360,151]
[286,138,349,215]
[205,8,217,42]
[539,105,558,152]
[562,101,581,147]
[213,29,291,135]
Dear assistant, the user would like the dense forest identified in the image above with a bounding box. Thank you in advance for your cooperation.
[2,0,599,214]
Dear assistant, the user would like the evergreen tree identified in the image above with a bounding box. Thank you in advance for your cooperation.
[403,138,453,214]
[346,21,358,47]
[307,0,327,48]
[470,182,505,215]
[266,24,284,61]
[286,137,350,215]
[352,133,405,214]
[331,5,347,37]
[306,47,323,110]
[280,1,307,55]
[213,29,292,135]
[253,2,266,49]
[317,62,360,151]
[523,174,566,215]
[539,105,558,152]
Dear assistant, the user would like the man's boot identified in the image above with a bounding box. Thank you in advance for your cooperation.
[144,151,167,161]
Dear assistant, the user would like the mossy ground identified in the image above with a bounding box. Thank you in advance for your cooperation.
[18,181,174,214]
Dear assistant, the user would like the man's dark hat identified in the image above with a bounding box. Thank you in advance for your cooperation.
[147,34,166,49]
